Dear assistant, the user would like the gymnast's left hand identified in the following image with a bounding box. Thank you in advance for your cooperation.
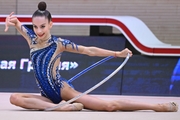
[116,48,133,58]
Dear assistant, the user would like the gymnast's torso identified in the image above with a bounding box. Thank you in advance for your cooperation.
[21,25,78,103]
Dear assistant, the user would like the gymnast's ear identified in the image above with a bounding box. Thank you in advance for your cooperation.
[49,21,53,29]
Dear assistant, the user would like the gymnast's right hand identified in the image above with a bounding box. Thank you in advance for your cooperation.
[4,12,17,32]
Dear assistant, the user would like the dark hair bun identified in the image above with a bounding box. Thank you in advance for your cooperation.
[38,1,47,11]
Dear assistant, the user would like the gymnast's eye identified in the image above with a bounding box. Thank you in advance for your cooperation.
[33,25,37,29]
[41,25,45,28]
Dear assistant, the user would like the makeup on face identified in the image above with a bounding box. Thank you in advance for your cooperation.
[32,17,51,40]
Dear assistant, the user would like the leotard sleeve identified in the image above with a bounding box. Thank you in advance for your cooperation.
[57,38,79,52]
[21,25,37,45]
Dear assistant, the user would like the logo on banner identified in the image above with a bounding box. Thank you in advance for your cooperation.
[0,59,79,72]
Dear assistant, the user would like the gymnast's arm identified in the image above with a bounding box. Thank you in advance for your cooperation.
[77,46,132,58]
[4,12,31,45]
[58,38,132,58]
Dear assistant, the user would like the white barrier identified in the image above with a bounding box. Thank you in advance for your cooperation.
[0,15,180,56]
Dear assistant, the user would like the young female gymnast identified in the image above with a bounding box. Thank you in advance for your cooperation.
[4,1,178,112]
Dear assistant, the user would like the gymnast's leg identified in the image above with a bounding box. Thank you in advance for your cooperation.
[61,82,178,112]
[9,93,83,111]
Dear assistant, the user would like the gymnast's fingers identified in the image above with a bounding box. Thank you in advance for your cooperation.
[122,48,132,57]
[4,12,15,32]
[128,50,133,57]
[9,12,14,17]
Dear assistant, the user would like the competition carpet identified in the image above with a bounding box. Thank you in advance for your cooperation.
[0,93,179,120]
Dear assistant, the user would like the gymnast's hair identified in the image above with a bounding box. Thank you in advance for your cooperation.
[32,1,52,22]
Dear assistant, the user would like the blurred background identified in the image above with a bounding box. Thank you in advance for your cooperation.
[0,0,179,96]
[0,0,180,45]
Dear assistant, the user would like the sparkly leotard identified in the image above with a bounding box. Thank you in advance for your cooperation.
[22,25,78,104]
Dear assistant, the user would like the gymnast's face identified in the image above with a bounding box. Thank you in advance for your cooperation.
[32,16,53,40]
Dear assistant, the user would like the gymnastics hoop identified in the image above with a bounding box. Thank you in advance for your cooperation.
[45,53,130,111]
[67,56,114,84]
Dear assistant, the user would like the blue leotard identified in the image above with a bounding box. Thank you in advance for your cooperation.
[22,25,78,104]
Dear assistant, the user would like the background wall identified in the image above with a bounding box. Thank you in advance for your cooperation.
[0,36,179,96]
[0,0,180,45]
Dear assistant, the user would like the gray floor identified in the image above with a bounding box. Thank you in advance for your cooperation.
[0,93,179,120]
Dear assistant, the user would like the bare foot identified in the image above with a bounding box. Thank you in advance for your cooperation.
[155,102,178,112]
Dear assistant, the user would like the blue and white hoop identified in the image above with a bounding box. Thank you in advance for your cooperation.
[45,53,130,111]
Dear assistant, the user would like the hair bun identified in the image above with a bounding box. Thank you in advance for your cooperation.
[38,1,47,11]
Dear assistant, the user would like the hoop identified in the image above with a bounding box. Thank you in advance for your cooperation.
[45,53,130,111]
[67,56,114,84]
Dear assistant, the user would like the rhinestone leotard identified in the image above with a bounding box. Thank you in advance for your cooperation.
[22,25,78,103]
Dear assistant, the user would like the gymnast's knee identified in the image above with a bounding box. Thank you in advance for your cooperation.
[105,102,117,112]
[10,93,23,106]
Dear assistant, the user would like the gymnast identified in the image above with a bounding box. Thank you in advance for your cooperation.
[4,1,178,112]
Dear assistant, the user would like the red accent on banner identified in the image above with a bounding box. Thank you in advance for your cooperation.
[0,16,180,55]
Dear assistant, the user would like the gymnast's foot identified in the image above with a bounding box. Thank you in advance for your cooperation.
[72,103,84,111]
[155,102,178,112]
[55,101,84,111]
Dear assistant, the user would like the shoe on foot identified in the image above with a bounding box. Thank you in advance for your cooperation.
[156,102,178,112]
[168,102,178,112]
[72,103,84,111]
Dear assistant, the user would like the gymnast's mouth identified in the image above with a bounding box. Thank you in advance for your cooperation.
[38,33,45,37]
